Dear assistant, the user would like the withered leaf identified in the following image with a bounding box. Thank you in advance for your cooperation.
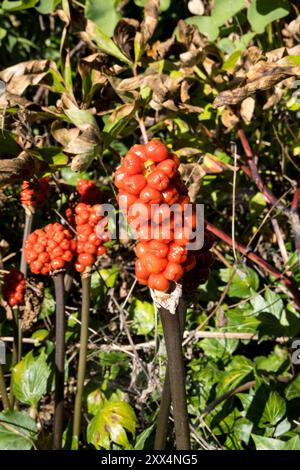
[147,36,176,60]
[221,107,239,129]
[113,18,139,61]
[141,0,160,44]
[0,151,48,185]
[214,54,300,107]
[240,97,255,124]
[0,60,53,96]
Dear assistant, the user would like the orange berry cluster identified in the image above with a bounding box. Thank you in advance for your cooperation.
[114,140,213,292]
[21,177,49,208]
[74,203,107,273]
[2,268,25,306]
[24,223,76,275]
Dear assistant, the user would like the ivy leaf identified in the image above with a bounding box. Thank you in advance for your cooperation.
[0,411,38,450]
[260,391,286,427]
[247,0,290,34]
[285,374,300,401]
[12,351,51,407]
[87,400,136,450]
[217,356,253,394]
[252,434,300,450]
[220,266,259,298]
[130,298,155,336]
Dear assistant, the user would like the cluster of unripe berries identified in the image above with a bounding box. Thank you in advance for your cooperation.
[2,268,25,306]
[115,140,213,292]
[20,177,49,208]
[24,223,76,275]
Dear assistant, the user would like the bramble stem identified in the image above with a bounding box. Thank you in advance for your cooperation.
[72,270,91,442]
[0,365,10,411]
[154,300,186,450]
[53,272,66,450]
[159,306,190,450]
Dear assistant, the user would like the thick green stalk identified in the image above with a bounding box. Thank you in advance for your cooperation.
[154,301,186,450]
[0,365,10,411]
[159,306,190,450]
[53,272,66,450]
[73,270,91,442]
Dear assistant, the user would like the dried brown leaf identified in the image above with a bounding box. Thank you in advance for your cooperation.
[0,60,52,95]
[214,50,300,107]
[141,0,160,43]
[240,97,255,124]
[0,151,48,184]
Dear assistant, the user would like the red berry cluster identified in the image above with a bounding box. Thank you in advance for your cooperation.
[77,179,102,205]
[20,177,49,208]
[24,223,76,275]
[114,140,213,292]
[74,203,107,273]
[2,268,25,306]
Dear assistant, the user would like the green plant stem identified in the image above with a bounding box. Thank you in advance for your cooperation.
[9,306,20,408]
[159,305,190,450]
[20,209,34,277]
[73,270,91,442]
[0,365,10,411]
[154,300,186,450]
[53,271,66,450]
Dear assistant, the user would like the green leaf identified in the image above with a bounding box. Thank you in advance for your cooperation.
[12,351,51,407]
[64,108,98,132]
[31,329,49,342]
[217,356,253,394]
[86,20,132,65]
[134,424,155,450]
[0,130,21,157]
[35,0,60,14]
[255,346,289,374]
[0,411,38,450]
[87,400,136,450]
[85,0,121,37]
[260,391,286,427]
[285,374,300,400]
[222,50,241,72]
[130,298,155,336]
[87,388,106,416]
[220,266,259,298]
[99,265,119,288]
[247,0,290,34]
[60,167,90,186]
[212,0,244,27]
[134,0,170,11]
[200,336,239,360]
[40,287,55,319]
[185,16,219,42]
[264,288,285,323]
[31,147,68,168]
[2,0,38,11]
[252,434,300,450]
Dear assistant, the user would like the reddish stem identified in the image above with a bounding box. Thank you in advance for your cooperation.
[205,221,300,308]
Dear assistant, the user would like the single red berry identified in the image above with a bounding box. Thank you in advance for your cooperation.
[145,140,169,162]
